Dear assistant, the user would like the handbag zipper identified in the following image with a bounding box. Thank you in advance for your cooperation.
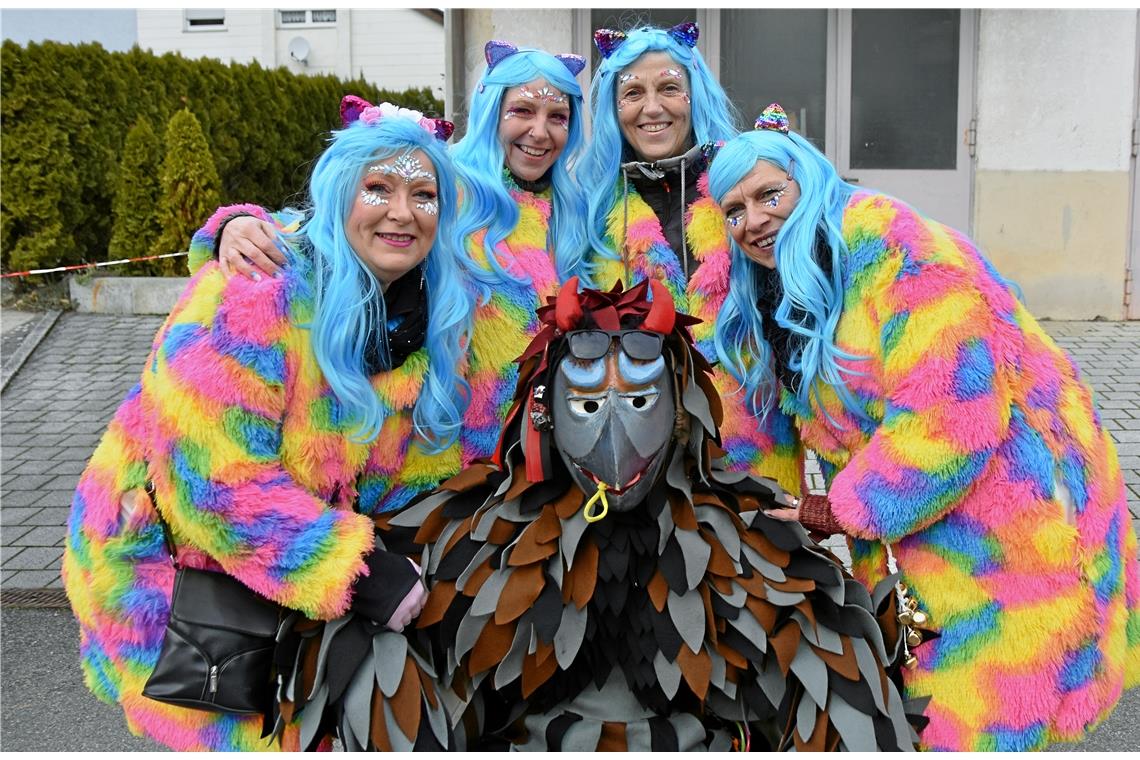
[209,665,219,695]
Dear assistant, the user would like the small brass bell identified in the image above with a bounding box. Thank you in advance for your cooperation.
[912,610,929,627]
[906,629,923,647]
[906,597,919,611]
[903,654,918,670]
[898,610,914,626]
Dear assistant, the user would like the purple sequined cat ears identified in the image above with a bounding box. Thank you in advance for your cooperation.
[340,95,455,142]
[593,21,699,58]
[484,40,587,77]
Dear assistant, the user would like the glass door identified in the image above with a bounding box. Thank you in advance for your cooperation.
[837,9,975,231]
[719,10,831,153]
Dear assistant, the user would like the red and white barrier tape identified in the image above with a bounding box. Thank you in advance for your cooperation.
[1,251,189,279]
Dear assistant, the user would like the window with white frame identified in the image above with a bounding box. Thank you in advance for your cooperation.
[184,9,226,30]
[278,10,337,27]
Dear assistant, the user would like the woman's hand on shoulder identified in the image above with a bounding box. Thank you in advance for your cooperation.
[219,216,288,281]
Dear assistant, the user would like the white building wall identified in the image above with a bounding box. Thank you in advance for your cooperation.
[976,9,1135,173]
[137,9,274,65]
[458,9,577,104]
[348,10,445,95]
[136,9,444,96]
[973,9,1139,319]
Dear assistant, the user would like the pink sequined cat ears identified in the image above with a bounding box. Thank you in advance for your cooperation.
[593,21,699,58]
[340,95,455,142]
[484,40,587,77]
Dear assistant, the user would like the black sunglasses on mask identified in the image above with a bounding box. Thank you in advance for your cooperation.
[566,330,665,362]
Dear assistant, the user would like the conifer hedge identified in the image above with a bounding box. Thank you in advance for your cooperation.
[108,118,162,272]
[1,40,443,275]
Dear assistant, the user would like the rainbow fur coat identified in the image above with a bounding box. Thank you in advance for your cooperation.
[460,186,562,465]
[593,174,803,493]
[779,191,1140,750]
[63,210,463,750]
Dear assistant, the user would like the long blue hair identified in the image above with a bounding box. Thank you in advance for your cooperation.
[579,25,741,260]
[451,48,590,289]
[293,117,470,449]
[709,128,868,424]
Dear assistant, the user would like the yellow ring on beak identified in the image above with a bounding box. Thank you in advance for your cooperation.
[583,482,610,523]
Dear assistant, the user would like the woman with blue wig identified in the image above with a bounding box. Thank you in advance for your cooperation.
[203,43,592,465]
[577,21,803,493]
[446,41,591,463]
[709,104,1140,751]
[64,102,474,750]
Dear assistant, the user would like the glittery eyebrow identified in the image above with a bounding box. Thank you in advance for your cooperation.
[367,152,436,184]
[516,85,567,104]
[660,68,684,79]
[618,73,640,85]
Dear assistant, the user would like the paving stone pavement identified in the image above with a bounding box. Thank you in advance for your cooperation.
[2,313,1139,587]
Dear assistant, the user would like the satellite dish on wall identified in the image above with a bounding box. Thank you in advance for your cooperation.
[288,36,311,65]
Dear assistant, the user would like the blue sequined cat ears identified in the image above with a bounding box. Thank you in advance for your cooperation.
[484,40,586,77]
[593,21,699,58]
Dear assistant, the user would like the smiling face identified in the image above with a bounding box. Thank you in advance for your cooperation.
[498,78,571,182]
[719,159,800,269]
[616,51,693,163]
[346,148,439,286]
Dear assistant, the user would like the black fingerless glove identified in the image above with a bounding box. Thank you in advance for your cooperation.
[349,546,420,625]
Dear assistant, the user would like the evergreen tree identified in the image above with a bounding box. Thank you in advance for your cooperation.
[108,118,163,274]
[150,108,221,275]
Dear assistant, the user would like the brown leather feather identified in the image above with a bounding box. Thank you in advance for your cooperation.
[495,562,545,624]
[469,618,515,675]
[389,657,423,742]
[418,579,457,627]
[676,644,712,701]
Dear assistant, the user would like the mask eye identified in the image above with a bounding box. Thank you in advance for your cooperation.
[622,392,658,411]
[568,396,606,416]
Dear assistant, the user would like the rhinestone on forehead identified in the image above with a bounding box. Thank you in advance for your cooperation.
[368,152,436,184]
[518,85,567,104]
[661,68,684,79]
[618,73,639,85]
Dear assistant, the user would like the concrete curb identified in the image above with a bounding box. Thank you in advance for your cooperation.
[69,275,189,315]
[0,309,61,393]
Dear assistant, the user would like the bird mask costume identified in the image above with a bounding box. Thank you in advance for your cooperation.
[278,280,923,751]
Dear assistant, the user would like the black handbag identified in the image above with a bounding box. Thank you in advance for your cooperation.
[141,484,283,715]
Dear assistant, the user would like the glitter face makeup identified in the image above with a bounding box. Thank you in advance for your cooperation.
[519,85,567,104]
[360,189,389,206]
[368,150,437,184]
[765,185,788,208]
[498,78,571,182]
[347,148,439,285]
[615,52,693,162]
[719,161,801,270]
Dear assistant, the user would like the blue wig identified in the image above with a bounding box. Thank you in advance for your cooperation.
[579,25,741,260]
[709,128,868,424]
[293,117,471,450]
[451,48,590,288]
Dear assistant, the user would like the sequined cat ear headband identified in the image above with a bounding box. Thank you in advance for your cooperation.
[593,21,699,59]
[753,103,795,179]
[754,102,790,135]
[484,40,587,77]
[339,95,455,142]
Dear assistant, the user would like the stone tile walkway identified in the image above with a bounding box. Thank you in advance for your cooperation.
[1,312,1138,587]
